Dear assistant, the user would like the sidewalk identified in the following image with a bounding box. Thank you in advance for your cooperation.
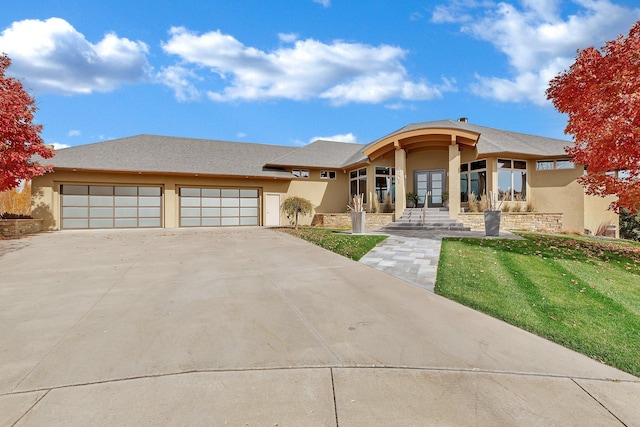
[360,229,521,291]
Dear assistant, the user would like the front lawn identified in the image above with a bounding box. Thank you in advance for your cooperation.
[435,233,640,376]
[276,227,387,261]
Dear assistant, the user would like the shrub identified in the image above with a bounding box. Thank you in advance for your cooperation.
[620,209,640,241]
[281,196,314,230]
[0,212,32,219]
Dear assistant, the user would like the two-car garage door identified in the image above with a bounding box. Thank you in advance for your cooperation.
[61,185,162,229]
[60,184,260,229]
[179,187,259,227]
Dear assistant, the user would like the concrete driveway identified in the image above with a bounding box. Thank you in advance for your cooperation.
[1,228,638,426]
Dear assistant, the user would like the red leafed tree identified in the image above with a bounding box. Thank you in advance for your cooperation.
[1,53,54,192]
[547,19,640,213]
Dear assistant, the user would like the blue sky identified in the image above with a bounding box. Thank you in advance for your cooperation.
[2,0,639,149]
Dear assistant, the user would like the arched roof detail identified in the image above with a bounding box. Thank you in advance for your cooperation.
[363,128,480,161]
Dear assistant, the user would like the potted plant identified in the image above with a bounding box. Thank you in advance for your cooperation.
[348,194,366,234]
[406,192,419,208]
[483,191,502,236]
[442,191,449,208]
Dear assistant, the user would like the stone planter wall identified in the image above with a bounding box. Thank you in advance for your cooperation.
[311,213,394,229]
[459,212,563,233]
[0,219,44,237]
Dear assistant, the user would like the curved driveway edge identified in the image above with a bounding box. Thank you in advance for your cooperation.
[1,228,638,425]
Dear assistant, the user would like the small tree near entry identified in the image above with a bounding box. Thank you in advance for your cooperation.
[281,196,314,229]
[546,19,640,213]
[1,54,54,192]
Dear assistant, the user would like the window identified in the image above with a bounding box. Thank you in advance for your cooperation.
[292,169,309,178]
[374,167,395,203]
[320,170,336,180]
[349,168,367,203]
[498,159,527,201]
[536,159,574,170]
[460,160,486,202]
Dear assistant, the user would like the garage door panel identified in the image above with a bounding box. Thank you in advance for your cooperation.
[139,197,161,207]
[139,207,161,217]
[63,207,88,218]
[115,218,138,228]
[202,188,220,197]
[138,187,161,196]
[202,208,220,217]
[139,218,161,227]
[115,196,137,206]
[115,207,137,217]
[90,207,113,217]
[61,185,162,229]
[240,217,258,225]
[240,207,258,217]
[202,218,221,226]
[201,198,220,207]
[63,219,88,229]
[90,219,114,228]
[62,195,88,206]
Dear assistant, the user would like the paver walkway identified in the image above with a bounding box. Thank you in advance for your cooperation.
[360,229,522,291]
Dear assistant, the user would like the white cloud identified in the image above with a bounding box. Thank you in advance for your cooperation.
[156,65,201,102]
[311,132,358,143]
[0,17,151,95]
[51,142,70,150]
[237,132,247,138]
[278,32,298,43]
[160,27,453,105]
[313,0,331,7]
[433,0,640,105]
[67,130,81,137]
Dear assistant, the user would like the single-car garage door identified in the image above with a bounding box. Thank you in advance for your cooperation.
[61,185,162,229]
[179,187,259,227]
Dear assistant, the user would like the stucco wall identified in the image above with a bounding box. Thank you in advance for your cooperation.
[528,164,585,233]
[583,194,619,237]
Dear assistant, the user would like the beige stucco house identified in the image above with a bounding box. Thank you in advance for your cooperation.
[32,118,618,235]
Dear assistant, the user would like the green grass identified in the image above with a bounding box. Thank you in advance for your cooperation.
[435,233,640,376]
[276,227,386,261]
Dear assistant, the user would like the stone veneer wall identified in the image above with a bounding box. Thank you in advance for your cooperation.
[0,219,44,237]
[458,212,563,233]
[311,213,394,229]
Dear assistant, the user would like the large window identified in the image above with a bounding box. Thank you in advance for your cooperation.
[536,159,574,170]
[350,168,367,203]
[498,159,527,201]
[460,160,486,202]
[374,167,395,203]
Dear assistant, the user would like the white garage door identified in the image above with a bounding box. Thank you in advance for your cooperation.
[61,185,162,229]
[179,187,259,227]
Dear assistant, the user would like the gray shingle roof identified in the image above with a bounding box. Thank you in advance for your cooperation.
[44,121,571,180]
[367,119,571,157]
[46,134,297,178]
[265,139,367,169]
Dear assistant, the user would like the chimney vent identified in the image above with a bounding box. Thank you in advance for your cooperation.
[458,117,468,123]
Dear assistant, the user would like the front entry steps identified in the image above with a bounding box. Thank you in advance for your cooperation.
[383,208,471,231]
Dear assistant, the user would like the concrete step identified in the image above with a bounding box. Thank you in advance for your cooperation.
[385,207,471,231]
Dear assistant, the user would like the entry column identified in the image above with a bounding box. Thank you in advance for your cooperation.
[395,146,407,215]
[448,142,461,219]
